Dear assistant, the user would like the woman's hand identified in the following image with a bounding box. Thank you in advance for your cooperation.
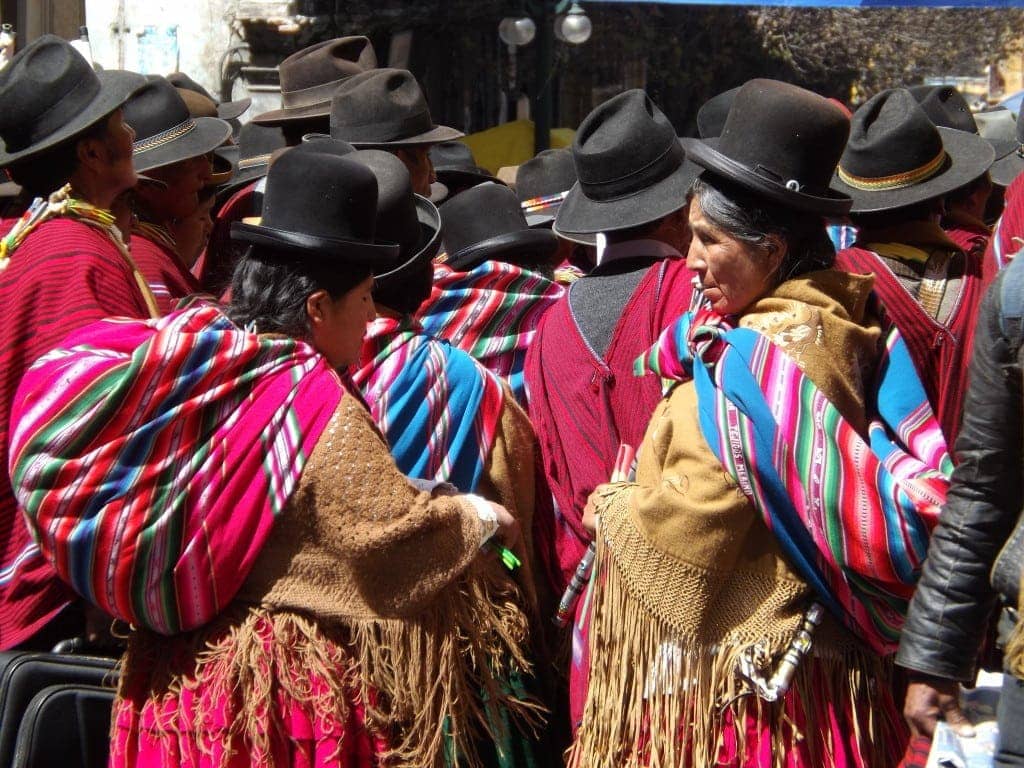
[491,502,521,549]
[583,484,617,534]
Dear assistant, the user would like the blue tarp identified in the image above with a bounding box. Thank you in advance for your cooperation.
[586,0,1023,6]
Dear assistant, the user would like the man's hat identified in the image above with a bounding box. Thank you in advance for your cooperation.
[348,149,442,281]
[555,89,698,238]
[440,181,558,271]
[696,86,739,139]
[0,35,146,166]
[516,148,577,227]
[231,148,399,269]
[124,76,232,173]
[429,141,500,191]
[329,68,463,148]
[832,88,995,214]
[167,71,251,121]
[682,79,852,217]
[977,108,1024,187]
[909,85,979,134]
[251,37,377,127]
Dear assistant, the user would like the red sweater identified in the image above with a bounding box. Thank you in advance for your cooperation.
[0,218,151,648]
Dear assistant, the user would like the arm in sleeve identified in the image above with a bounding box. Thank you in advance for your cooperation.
[897,275,1024,681]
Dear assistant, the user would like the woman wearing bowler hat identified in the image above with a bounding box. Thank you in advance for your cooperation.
[572,79,951,766]
[9,146,543,768]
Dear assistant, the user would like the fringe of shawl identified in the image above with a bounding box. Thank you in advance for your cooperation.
[114,562,546,768]
[569,529,903,768]
[1006,615,1024,680]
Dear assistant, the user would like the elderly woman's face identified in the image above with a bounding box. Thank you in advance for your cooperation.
[686,197,783,316]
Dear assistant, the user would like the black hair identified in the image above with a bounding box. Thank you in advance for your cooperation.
[227,246,372,338]
[7,113,113,198]
[691,174,835,281]
[373,258,433,316]
[849,197,943,231]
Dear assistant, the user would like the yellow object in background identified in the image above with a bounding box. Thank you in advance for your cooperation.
[459,119,575,175]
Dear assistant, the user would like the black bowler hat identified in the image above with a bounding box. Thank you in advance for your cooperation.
[696,86,739,139]
[167,71,251,121]
[977,108,1024,187]
[251,37,377,127]
[329,68,463,148]
[124,76,232,173]
[231,149,399,269]
[682,79,851,216]
[516,148,577,227]
[429,141,500,191]
[833,88,994,214]
[0,35,146,166]
[555,89,698,237]
[348,149,442,280]
[440,182,558,271]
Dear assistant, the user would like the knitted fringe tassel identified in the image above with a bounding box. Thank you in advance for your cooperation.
[569,534,902,768]
[115,563,545,768]
[1005,618,1024,680]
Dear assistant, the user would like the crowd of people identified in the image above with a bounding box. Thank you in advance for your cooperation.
[1,28,1024,768]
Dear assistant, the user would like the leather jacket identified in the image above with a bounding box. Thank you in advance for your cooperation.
[896,268,1024,681]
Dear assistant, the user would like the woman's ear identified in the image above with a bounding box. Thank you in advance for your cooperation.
[305,289,329,329]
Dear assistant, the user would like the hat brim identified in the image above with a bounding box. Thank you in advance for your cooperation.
[348,124,465,148]
[682,136,852,217]
[554,152,699,236]
[832,127,996,215]
[376,195,443,281]
[250,100,332,126]
[0,69,148,167]
[435,167,503,189]
[446,227,558,272]
[217,97,252,121]
[208,149,235,186]
[231,220,400,271]
[134,116,234,173]
[991,149,1024,188]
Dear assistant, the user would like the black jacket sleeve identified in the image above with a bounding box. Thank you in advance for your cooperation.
[896,270,1024,681]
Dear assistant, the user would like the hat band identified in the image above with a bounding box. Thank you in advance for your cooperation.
[2,73,102,152]
[133,119,197,155]
[281,77,350,110]
[238,153,271,170]
[333,110,434,144]
[578,139,683,201]
[521,190,568,214]
[836,149,947,192]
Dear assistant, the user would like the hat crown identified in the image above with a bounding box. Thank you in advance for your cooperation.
[123,76,192,146]
[0,35,102,153]
[260,149,379,244]
[839,88,946,184]
[516,148,577,201]
[429,141,476,171]
[716,79,849,197]
[347,149,423,256]
[696,86,740,139]
[279,36,377,94]
[909,85,978,134]
[440,182,529,255]
[330,68,435,144]
[572,89,683,201]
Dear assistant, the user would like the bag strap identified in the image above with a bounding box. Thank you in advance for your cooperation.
[999,252,1024,355]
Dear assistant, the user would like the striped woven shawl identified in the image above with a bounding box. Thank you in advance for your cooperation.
[638,307,951,654]
[351,316,505,493]
[416,260,563,401]
[9,304,343,635]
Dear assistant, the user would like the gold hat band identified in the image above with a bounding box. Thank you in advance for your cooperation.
[836,149,946,191]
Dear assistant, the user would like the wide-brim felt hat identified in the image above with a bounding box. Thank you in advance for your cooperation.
[330,68,463,148]
[696,86,739,139]
[681,79,853,217]
[555,89,698,237]
[0,35,147,166]
[440,181,558,270]
[429,140,501,189]
[832,88,995,214]
[167,71,251,120]
[516,148,576,227]
[231,148,399,269]
[126,77,233,173]
[977,108,1024,187]
[252,36,378,126]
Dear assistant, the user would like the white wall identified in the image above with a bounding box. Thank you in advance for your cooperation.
[85,0,238,98]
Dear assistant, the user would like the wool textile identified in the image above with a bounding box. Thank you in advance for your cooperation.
[130,224,200,315]
[8,303,342,635]
[351,315,505,493]
[638,307,951,654]
[416,260,563,401]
